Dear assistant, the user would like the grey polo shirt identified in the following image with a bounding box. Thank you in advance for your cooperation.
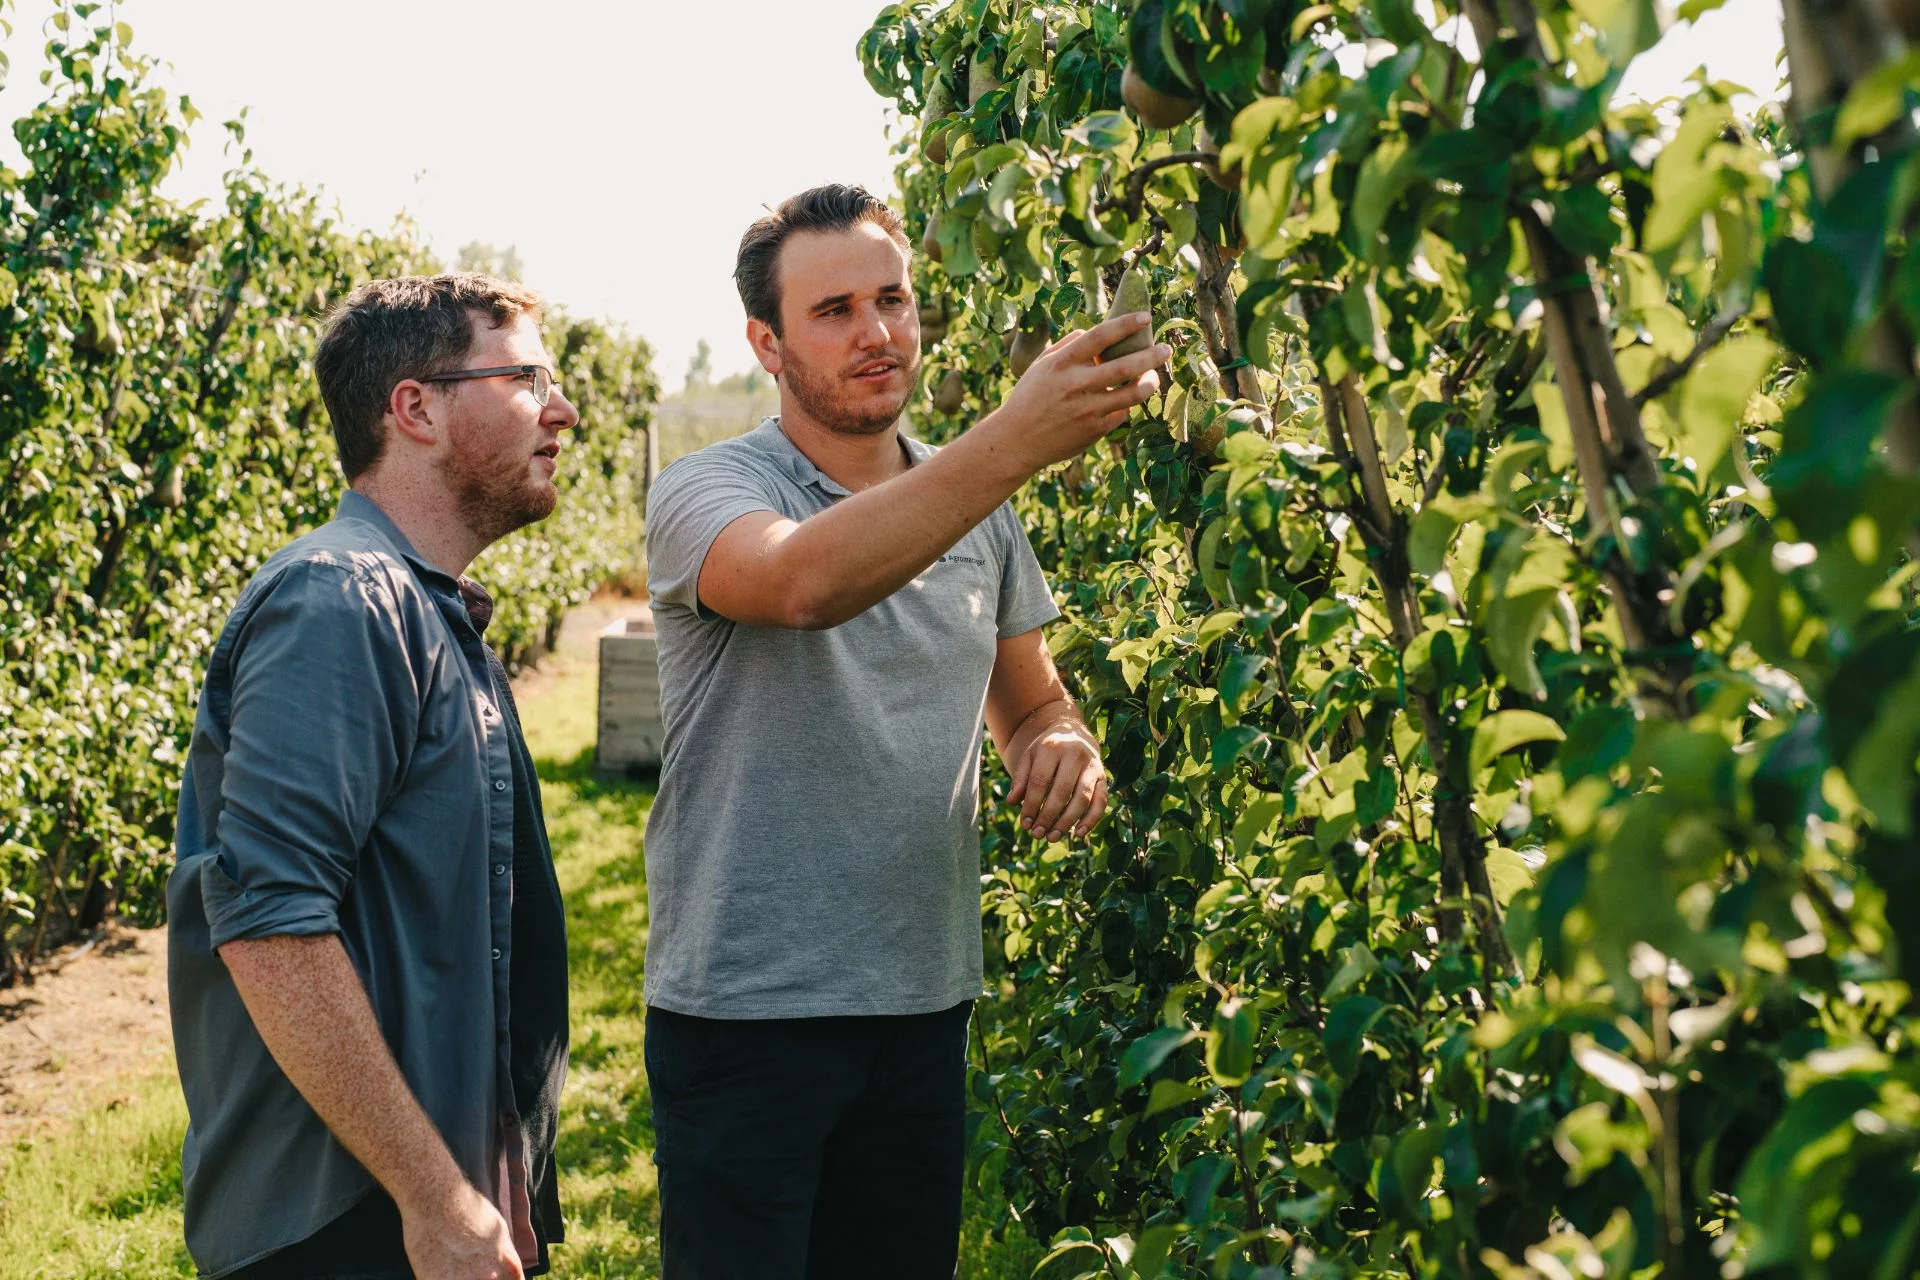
[166,490,552,1278]
[642,419,1060,1019]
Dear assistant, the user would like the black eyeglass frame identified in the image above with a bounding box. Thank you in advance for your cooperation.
[419,363,560,407]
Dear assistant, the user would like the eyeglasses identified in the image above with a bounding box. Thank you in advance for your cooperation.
[420,364,561,407]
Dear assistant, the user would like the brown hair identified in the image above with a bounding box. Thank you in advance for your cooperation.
[314,273,543,481]
[733,185,909,336]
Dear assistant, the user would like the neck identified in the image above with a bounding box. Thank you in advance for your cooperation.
[351,474,486,579]
[773,398,910,492]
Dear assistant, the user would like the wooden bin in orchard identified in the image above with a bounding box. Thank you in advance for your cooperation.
[596,612,665,778]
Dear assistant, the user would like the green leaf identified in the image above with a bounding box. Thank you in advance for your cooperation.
[1034,1234,1106,1271]
[1231,790,1289,856]
[1486,588,1559,699]
[1485,846,1536,905]
[1301,596,1353,645]
[1678,335,1777,478]
[1121,1027,1198,1085]
[1212,724,1268,771]
[1644,101,1734,253]
[1470,709,1566,773]
[1145,1078,1208,1117]
[1324,995,1390,1077]
[1323,943,1380,1001]
[1567,0,1664,60]
[1206,997,1257,1086]
[1835,52,1920,149]
[1218,650,1266,716]
[1131,1224,1182,1279]
[1195,609,1243,646]
[1545,185,1619,259]
[1409,505,1464,576]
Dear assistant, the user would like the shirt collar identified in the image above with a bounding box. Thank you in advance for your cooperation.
[752,416,930,498]
[335,490,494,633]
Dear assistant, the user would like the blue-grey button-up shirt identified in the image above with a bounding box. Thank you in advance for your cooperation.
[167,490,548,1277]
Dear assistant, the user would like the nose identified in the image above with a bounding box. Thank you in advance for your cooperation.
[545,385,581,432]
[854,302,893,351]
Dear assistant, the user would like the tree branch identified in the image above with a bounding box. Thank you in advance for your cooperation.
[1632,304,1750,407]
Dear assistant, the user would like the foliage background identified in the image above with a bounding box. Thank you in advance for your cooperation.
[0,5,657,976]
[862,0,1920,1274]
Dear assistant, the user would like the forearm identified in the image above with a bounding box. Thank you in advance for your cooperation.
[218,933,472,1219]
[774,414,1034,628]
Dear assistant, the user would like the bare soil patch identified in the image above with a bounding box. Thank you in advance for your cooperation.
[0,921,172,1145]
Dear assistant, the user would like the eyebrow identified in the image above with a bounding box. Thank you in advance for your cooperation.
[807,283,908,314]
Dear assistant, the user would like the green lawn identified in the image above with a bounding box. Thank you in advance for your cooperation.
[0,640,1044,1279]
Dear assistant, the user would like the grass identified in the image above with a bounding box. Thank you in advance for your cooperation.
[0,643,1045,1278]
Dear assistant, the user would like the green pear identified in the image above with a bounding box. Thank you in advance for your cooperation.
[1009,323,1050,377]
[922,217,944,264]
[969,56,1003,105]
[1121,63,1197,130]
[922,79,955,164]
[77,297,124,358]
[150,454,185,509]
[1100,265,1153,361]
[933,369,967,414]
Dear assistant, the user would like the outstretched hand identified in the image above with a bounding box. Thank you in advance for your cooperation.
[986,312,1168,471]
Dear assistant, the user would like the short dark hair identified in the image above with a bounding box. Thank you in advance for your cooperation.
[734,184,909,336]
[314,273,543,481]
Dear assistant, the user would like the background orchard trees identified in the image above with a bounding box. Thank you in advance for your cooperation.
[863,0,1920,1274]
[0,5,658,977]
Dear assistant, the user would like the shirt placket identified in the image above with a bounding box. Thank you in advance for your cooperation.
[434,594,521,1117]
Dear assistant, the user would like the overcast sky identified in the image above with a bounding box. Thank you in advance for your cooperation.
[1,0,1783,387]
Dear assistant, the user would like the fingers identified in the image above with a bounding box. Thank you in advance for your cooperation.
[1018,749,1063,834]
[1066,310,1152,363]
[1007,745,1034,805]
[1084,340,1170,388]
[1092,375,1160,418]
[1032,756,1083,840]
[1047,765,1103,842]
[1078,775,1109,836]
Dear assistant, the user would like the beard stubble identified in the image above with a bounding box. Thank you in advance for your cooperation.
[440,419,556,546]
[778,340,920,437]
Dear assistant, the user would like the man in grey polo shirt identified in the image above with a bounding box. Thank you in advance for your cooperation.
[642,184,1168,1277]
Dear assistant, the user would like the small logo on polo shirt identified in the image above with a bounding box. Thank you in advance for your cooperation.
[936,553,986,567]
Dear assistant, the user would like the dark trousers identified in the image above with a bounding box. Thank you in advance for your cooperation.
[644,999,973,1280]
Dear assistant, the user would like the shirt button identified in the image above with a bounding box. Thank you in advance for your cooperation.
[493,863,507,875]
[491,948,503,961]
[493,779,508,792]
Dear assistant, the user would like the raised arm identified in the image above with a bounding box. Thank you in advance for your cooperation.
[696,314,1167,629]
[986,626,1108,844]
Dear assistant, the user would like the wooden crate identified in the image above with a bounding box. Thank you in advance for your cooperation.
[596,613,665,777]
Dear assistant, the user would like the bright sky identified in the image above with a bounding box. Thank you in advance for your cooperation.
[0,0,1782,386]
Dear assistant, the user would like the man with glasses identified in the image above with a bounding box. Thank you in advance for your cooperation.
[168,273,578,1280]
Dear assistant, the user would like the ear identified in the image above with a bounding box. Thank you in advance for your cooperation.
[386,378,443,449]
[746,318,783,377]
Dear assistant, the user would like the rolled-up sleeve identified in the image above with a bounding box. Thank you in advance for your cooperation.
[201,560,420,948]
[645,454,781,617]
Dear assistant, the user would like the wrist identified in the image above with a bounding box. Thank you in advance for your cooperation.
[967,406,1048,482]
[389,1159,473,1222]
